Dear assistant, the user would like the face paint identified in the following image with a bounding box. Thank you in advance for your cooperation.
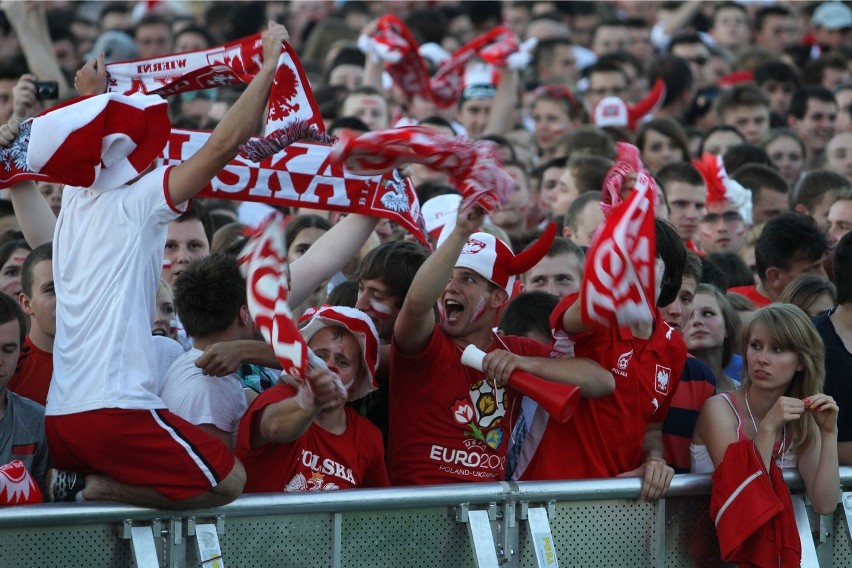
[369,298,393,319]
[162,258,172,270]
[469,297,488,323]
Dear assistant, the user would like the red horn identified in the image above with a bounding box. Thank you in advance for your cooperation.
[508,222,557,276]
[628,78,666,130]
[461,345,579,423]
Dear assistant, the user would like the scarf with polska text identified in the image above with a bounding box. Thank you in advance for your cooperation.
[0,31,428,243]
[358,15,534,109]
[582,143,657,329]
[105,32,427,243]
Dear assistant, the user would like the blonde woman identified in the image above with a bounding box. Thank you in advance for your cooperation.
[692,304,839,564]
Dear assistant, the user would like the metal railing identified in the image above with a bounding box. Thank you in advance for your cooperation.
[1,468,851,567]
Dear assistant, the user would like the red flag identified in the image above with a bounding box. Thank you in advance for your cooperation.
[582,169,656,328]
[239,213,307,378]
[0,460,42,505]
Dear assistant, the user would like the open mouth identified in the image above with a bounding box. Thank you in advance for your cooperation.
[152,328,167,337]
[444,299,464,322]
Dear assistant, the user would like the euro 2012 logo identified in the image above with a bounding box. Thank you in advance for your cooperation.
[450,379,508,449]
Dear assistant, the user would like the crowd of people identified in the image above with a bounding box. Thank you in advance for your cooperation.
[0,0,851,563]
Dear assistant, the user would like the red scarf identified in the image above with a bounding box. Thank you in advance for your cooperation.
[363,16,528,108]
[583,143,657,328]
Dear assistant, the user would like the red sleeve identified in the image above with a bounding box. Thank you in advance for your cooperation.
[549,292,579,333]
[235,384,296,459]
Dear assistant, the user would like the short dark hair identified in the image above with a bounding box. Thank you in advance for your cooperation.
[668,32,707,54]
[0,238,30,279]
[754,5,791,30]
[649,56,692,107]
[173,254,246,338]
[753,61,801,89]
[794,169,851,211]
[555,125,617,160]
[655,218,687,308]
[723,144,774,174]
[564,191,601,234]
[0,290,26,346]
[21,242,52,298]
[655,162,705,190]
[533,235,584,261]
[353,240,429,306]
[754,213,828,282]
[732,163,789,201]
[498,290,559,340]
[834,231,852,304]
[788,85,835,120]
[567,154,611,193]
[698,125,745,155]
[707,251,754,288]
[176,202,213,246]
[683,251,703,283]
[534,36,574,69]
[714,83,770,120]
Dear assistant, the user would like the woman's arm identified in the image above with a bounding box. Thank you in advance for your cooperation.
[797,394,840,515]
[694,395,740,469]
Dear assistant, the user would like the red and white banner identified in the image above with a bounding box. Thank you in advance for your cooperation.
[239,212,307,378]
[331,127,511,213]
[582,167,656,328]
[363,15,530,108]
[104,32,322,136]
[156,129,428,244]
[0,460,41,505]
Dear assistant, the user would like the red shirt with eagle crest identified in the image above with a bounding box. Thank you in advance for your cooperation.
[520,293,687,480]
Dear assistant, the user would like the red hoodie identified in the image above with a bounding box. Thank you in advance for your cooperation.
[710,440,801,567]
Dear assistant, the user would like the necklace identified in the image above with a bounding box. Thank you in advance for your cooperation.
[744,389,787,467]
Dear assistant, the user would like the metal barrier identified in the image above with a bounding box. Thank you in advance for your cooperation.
[2,468,852,567]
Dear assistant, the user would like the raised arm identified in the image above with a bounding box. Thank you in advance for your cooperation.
[289,213,378,307]
[0,120,56,247]
[7,180,55,247]
[393,204,482,356]
[559,292,592,335]
[254,367,340,447]
[167,22,288,207]
[1,1,73,100]
[482,67,518,137]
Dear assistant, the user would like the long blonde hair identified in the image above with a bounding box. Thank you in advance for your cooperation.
[740,304,825,453]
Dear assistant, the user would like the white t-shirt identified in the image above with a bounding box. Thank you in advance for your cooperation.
[47,166,185,415]
[160,348,247,436]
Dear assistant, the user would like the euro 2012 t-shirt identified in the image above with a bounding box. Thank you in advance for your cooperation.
[388,325,549,485]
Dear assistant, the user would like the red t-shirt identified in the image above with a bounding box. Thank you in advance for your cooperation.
[388,325,549,486]
[236,385,389,492]
[519,294,687,480]
[8,336,53,405]
[728,285,772,308]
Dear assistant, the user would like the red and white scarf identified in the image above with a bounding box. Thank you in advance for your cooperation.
[583,143,657,328]
[359,15,533,108]
[331,126,511,212]
[0,31,429,243]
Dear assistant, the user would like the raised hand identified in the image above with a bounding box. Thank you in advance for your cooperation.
[0,118,20,147]
[762,395,806,433]
[804,394,839,434]
[11,74,37,120]
[74,52,107,96]
[261,21,289,69]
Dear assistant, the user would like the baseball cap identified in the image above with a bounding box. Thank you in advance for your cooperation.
[812,2,852,31]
